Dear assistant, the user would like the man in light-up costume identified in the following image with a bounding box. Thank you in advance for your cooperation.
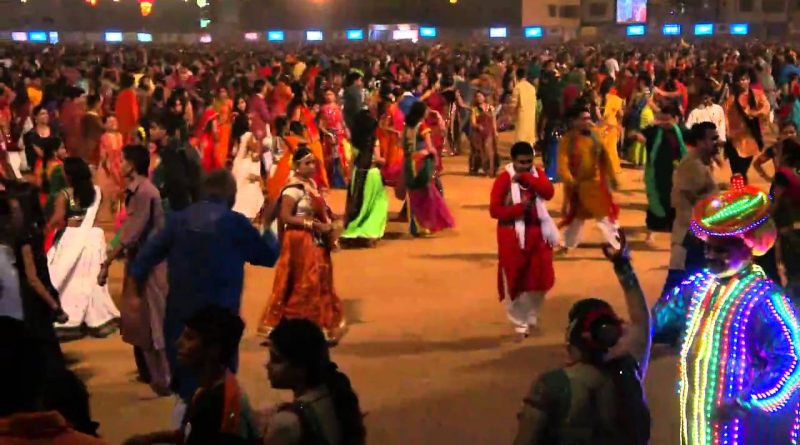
[652,176,800,445]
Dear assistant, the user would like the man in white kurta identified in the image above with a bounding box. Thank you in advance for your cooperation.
[511,68,537,146]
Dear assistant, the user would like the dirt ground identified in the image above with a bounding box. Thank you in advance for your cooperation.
[64,133,764,445]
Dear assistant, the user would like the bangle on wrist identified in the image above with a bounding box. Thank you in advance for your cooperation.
[303,219,313,230]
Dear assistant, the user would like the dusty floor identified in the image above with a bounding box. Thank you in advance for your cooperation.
[64,134,762,444]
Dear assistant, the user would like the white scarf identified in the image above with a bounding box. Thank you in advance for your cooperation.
[504,163,560,248]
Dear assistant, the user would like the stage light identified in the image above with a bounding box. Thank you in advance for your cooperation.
[267,30,285,41]
[28,31,47,42]
[694,23,714,36]
[199,34,212,43]
[197,0,207,6]
[306,30,323,41]
[137,32,153,42]
[244,32,259,41]
[420,27,437,38]
[105,31,123,42]
[524,26,543,38]
[346,29,364,40]
[663,24,681,36]
[489,27,507,38]
[626,24,646,36]
[85,0,97,6]
[11,32,28,42]
[48,32,59,44]
[200,19,211,28]
[730,23,749,35]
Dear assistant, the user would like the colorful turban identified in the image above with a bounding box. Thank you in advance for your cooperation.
[690,175,776,256]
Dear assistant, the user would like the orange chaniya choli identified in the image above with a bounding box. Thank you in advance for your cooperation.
[214,98,233,167]
[259,177,344,340]
[114,88,139,144]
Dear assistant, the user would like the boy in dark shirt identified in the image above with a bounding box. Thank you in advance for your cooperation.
[123,306,258,445]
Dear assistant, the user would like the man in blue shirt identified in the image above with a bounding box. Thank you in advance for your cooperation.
[779,54,800,86]
[131,169,279,403]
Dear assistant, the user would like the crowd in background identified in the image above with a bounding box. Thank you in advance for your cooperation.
[1,38,800,444]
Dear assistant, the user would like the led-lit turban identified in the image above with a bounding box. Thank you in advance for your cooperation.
[690,175,776,256]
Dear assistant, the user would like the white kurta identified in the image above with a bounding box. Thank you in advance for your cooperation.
[232,132,266,220]
[511,79,537,146]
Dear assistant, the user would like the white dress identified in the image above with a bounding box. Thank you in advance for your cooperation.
[48,186,119,336]
[232,132,266,220]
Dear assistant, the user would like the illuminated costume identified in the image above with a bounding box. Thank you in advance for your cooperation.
[652,181,800,445]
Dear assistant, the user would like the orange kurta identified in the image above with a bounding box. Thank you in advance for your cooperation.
[114,89,139,144]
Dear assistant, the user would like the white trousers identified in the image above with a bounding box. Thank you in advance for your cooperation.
[563,216,620,250]
[503,290,546,334]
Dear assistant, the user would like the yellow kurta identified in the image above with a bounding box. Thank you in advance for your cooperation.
[511,80,537,146]
[558,129,617,220]
[600,93,624,174]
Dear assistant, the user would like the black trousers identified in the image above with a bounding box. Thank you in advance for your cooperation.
[134,346,151,383]
[724,141,754,182]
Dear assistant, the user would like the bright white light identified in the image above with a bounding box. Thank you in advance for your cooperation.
[197,0,208,7]
[137,32,153,42]
[199,34,212,43]
[244,32,259,41]
[105,31,123,42]
[11,32,28,42]
[306,30,323,41]
[489,27,507,38]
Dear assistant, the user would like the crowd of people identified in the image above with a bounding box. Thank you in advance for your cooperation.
[0,37,799,444]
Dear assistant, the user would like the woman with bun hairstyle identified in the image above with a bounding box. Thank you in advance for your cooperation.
[512,230,651,445]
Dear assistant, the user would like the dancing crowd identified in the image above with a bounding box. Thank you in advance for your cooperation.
[0,37,799,445]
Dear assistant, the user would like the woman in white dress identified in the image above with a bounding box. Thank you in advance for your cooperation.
[232,131,265,221]
[46,157,119,339]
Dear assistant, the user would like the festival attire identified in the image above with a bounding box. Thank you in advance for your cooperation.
[214,98,233,167]
[723,88,769,181]
[425,91,448,161]
[231,132,265,220]
[116,175,170,393]
[114,87,140,144]
[320,103,351,188]
[196,108,220,173]
[48,186,119,339]
[642,124,688,233]
[402,123,455,236]
[377,103,405,187]
[79,111,104,167]
[341,138,389,242]
[557,128,620,249]
[179,371,259,445]
[652,182,800,445]
[625,91,654,167]
[490,163,557,334]
[266,136,300,202]
[96,131,124,210]
[259,177,345,341]
[510,78,538,146]
[599,92,624,175]
[469,104,499,176]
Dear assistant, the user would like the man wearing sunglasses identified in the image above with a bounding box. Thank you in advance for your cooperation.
[652,182,800,445]
[663,121,720,294]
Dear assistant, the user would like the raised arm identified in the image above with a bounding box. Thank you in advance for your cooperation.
[602,230,652,374]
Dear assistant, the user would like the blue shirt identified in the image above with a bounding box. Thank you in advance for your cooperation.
[131,200,279,322]
[779,64,800,86]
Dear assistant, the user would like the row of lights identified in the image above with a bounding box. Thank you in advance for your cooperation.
[8,23,752,45]
[625,22,750,36]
